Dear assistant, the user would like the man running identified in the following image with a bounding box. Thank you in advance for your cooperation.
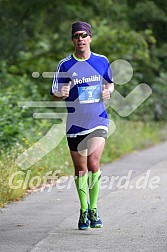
[51,21,114,230]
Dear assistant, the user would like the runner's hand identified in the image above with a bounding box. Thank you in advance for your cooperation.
[102,85,111,100]
[61,81,71,98]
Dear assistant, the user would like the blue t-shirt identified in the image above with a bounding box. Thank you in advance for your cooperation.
[51,52,113,137]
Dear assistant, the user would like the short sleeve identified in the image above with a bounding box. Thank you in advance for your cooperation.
[51,61,70,95]
[103,58,113,84]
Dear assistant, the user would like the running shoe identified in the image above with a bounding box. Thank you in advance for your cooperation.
[88,208,103,228]
[78,209,90,230]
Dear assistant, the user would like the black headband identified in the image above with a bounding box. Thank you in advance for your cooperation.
[72,21,92,37]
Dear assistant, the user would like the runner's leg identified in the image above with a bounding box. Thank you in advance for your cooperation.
[87,137,105,209]
[70,150,88,211]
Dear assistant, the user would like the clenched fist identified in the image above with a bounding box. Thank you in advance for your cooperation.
[102,84,111,100]
[61,81,71,98]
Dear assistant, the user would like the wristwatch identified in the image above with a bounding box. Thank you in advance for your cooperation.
[108,90,112,98]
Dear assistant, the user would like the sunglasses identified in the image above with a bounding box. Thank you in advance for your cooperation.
[72,32,89,39]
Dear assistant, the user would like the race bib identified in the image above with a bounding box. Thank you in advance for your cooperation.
[78,85,101,104]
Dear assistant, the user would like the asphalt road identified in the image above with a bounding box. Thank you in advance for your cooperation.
[0,141,167,252]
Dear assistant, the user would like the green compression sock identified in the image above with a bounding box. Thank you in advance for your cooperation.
[75,173,88,212]
[88,170,101,210]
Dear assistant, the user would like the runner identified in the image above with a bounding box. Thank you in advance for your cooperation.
[51,21,114,230]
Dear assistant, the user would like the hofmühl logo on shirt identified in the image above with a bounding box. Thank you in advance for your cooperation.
[73,75,101,85]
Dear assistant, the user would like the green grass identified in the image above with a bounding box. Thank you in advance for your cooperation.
[0,119,167,207]
[101,119,167,163]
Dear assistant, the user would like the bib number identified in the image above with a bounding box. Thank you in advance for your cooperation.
[78,85,101,104]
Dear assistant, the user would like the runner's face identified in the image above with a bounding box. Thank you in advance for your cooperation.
[72,30,91,54]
